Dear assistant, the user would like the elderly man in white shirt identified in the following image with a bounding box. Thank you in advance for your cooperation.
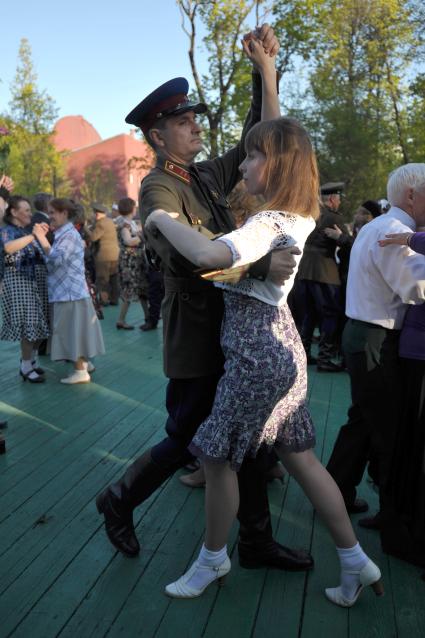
[326,163,425,528]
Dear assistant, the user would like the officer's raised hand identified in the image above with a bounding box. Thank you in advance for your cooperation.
[268,246,302,284]
[243,23,279,57]
[242,34,277,75]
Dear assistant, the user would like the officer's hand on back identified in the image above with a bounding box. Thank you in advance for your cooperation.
[268,246,301,285]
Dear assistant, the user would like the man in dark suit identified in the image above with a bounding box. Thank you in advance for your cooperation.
[294,182,348,372]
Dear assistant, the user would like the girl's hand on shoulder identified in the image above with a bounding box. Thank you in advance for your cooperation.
[378,232,413,247]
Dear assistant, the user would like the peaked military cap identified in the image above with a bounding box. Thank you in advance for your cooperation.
[91,202,109,215]
[320,182,345,195]
[125,77,207,136]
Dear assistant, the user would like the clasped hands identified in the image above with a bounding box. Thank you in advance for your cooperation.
[32,222,50,241]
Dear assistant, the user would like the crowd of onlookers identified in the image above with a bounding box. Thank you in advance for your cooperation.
[0,176,165,392]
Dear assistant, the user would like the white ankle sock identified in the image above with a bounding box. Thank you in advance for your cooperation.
[21,359,33,374]
[31,350,39,366]
[185,544,228,591]
[337,542,369,599]
[199,544,227,567]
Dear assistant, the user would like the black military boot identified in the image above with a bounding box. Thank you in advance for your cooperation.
[317,334,344,372]
[237,452,314,571]
[96,449,173,557]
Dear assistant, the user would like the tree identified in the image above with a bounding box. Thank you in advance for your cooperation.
[306,0,423,209]
[79,161,117,209]
[177,0,323,156]
[2,38,67,196]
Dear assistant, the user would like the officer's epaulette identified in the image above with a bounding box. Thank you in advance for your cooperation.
[163,160,191,185]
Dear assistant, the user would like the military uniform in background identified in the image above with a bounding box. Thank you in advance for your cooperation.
[293,182,348,372]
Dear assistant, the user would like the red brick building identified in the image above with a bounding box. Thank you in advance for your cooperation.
[53,115,154,202]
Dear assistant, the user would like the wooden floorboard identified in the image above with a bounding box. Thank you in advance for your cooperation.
[0,305,423,638]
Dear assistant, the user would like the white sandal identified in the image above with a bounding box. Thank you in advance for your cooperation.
[165,557,231,598]
[325,559,384,607]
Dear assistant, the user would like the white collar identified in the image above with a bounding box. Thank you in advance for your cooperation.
[387,206,416,231]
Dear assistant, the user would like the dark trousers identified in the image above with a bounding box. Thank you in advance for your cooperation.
[151,374,274,543]
[146,269,164,326]
[296,280,341,363]
[326,319,401,507]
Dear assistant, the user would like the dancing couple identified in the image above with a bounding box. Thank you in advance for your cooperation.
[97,25,382,607]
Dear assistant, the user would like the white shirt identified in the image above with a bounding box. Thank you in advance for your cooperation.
[217,210,315,306]
[346,206,425,329]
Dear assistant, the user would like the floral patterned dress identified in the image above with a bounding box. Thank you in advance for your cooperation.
[117,219,149,302]
[188,210,317,471]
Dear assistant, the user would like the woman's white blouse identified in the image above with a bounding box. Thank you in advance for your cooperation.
[217,210,315,306]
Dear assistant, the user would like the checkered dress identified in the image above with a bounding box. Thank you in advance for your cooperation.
[0,226,49,342]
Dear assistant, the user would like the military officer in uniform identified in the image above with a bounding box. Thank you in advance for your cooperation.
[96,25,313,572]
[294,182,348,372]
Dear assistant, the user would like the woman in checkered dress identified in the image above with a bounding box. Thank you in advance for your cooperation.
[0,196,49,383]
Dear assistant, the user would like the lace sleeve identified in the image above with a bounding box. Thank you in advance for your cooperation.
[216,210,300,268]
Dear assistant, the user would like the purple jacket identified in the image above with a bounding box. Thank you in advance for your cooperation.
[399,232,425,360]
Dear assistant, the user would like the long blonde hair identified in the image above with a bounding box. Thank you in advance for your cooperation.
[245,117,320,220]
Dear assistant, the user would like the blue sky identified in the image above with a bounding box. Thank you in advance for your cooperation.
[0,0,215,140]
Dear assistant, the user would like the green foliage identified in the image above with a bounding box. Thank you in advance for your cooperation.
[306,0,424,213]
[1,38,68,197]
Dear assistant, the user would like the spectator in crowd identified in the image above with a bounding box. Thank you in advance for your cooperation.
[30,192,54,355]
[73,202,104,320]
[0,196,49,383]
[115,197,149,330]
[293,182,348,372]
[33,198,105,384]
[378,229,425,569]
[323,199,382,365]
[87,203,120,306]
[326,164,425,526]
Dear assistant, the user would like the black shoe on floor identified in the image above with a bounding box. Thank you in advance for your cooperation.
[0,421,8,430]
[96,487,140,557]
[140,321,158,332]
[358,512,382,530]
[317,361,345,373]
[238,540,314,571]
[346,498,369,514]
[307,355,317,365]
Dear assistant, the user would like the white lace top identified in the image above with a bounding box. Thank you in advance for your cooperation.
[216,210,315,306]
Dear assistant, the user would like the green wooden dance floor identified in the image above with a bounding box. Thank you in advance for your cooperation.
[0,305,424,638]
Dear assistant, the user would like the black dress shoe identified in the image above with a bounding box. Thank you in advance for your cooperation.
[346,498,369,514]
[317,361,344,373]
[238,540,314,571]
[358,512,382,530]
[140,321,158,331]
[96,487,140,557]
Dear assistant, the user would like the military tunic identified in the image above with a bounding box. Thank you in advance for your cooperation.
[297,205,348,285]
[140,74,263,379]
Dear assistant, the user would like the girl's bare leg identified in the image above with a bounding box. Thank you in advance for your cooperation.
[276,448,356,547]
[204,459,239,551]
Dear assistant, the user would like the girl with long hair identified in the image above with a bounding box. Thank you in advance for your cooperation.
[145,115,383,607]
